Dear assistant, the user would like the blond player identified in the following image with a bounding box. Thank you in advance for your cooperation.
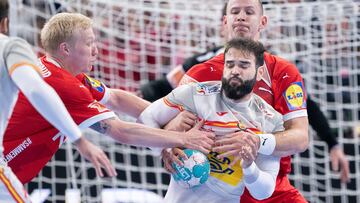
[3,12,215,185]
[0,0,116,202]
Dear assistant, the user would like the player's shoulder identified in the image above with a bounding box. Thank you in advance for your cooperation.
[264,52,300,77]
[252,94,282,119]
[186,53,224,81]
[0,36,32,53]
[192,81,222,96]
[174,81,221,97]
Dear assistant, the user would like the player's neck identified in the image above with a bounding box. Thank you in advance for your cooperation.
[46,54,76,75]
[221,92,252,108]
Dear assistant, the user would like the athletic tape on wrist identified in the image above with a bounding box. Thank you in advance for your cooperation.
[257,134,276,155]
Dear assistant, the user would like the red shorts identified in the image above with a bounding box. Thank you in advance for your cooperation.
[240,175,308,203]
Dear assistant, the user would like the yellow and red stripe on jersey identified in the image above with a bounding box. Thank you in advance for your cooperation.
[163,97,184,112]
[0,168,25,203]
[8,62,41,76]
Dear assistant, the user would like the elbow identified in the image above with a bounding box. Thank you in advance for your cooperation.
[297,131,309,153]
[250,181,275,200]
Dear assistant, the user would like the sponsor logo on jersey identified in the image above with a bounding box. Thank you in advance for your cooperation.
[216,112,228,116]
[4,137,32,163]
[88,101,108,112]
[40,63,51,78]
[208,151,243,186]
[195,83,221,95]
[283,81,306,110]
[84,74,104,93]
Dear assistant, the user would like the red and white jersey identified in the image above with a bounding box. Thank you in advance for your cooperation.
[180,52,307,175]
[140,81,282,202]
[0,36,41,156]
[3,56,116,184]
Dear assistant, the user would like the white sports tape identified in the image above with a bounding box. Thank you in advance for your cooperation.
[257,133,276,155]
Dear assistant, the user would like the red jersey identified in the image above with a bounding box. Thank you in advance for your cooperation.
[180,52,307,176]
[3,56,116,184]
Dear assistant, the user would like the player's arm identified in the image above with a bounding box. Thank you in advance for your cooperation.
[104,88,151,118]
[11,69,116,177]
[307,96,349,183]
[7,39,116,177]
[88,117,214,154]
[241,154,279,200]
[265,64,310,157]
[270,117,309,157]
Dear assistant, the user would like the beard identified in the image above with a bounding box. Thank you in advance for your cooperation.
[221,73,257,100]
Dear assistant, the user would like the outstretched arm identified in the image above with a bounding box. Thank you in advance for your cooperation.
[89,117,214,154]
[104,88,150,118]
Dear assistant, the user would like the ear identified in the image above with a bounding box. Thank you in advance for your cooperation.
[258,15,268,32]
[222,15,227,27]
[256,65,264,81]
[0,17,9,34]
[59,42,70,56]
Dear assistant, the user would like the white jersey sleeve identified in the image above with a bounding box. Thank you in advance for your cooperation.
[243,154,279,200]
[138,84,195,155]
[5,37,82,142]
[138,84,196,127]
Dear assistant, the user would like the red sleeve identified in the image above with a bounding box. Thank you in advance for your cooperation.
[271,59,307,121]
[179,63,223,85]
[3,73,115,184]
[76,73,110,103]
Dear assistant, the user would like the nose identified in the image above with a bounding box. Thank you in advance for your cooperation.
[236,10,246,21]
[231,66,244,76]
[92,44,98,57]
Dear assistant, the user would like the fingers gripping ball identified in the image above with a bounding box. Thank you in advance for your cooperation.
[171,149,210,188]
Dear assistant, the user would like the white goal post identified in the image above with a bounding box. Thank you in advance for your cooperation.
[9,0,360,202]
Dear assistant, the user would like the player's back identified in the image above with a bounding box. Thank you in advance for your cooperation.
[0,35,22,153]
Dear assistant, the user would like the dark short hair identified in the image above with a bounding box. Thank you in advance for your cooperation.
[224,37,265,68]
[0,0,8,20]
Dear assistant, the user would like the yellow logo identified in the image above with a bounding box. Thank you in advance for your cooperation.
[284,82,305,110]
[207,152,243,186]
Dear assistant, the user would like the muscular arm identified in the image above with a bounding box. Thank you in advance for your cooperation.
[89,117,214,152]
[104,88,150,118]
[272,117,309,157]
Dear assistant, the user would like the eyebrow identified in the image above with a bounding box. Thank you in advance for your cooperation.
[226,60,251,65]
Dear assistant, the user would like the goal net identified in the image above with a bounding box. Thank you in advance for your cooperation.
[9,0,360,202]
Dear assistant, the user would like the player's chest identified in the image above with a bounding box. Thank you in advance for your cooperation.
[45,73,94,101]
[194,96,261,136]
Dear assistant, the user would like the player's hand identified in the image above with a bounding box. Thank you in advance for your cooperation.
[183,119,215,154]
[161,148,187,174]
[164,111,197,132]
[212,131,258,166]
[74,137,117,178]
[330,145,350,183]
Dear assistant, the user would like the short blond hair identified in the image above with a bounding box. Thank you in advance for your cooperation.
[41,12,92,53]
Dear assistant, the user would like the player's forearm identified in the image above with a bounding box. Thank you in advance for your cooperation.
[106,89,150,118]
[307,97,338,149]
[272,117,309,157]
[11,66,82,142]
[107,118,185,148]
[243,162,276,200]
